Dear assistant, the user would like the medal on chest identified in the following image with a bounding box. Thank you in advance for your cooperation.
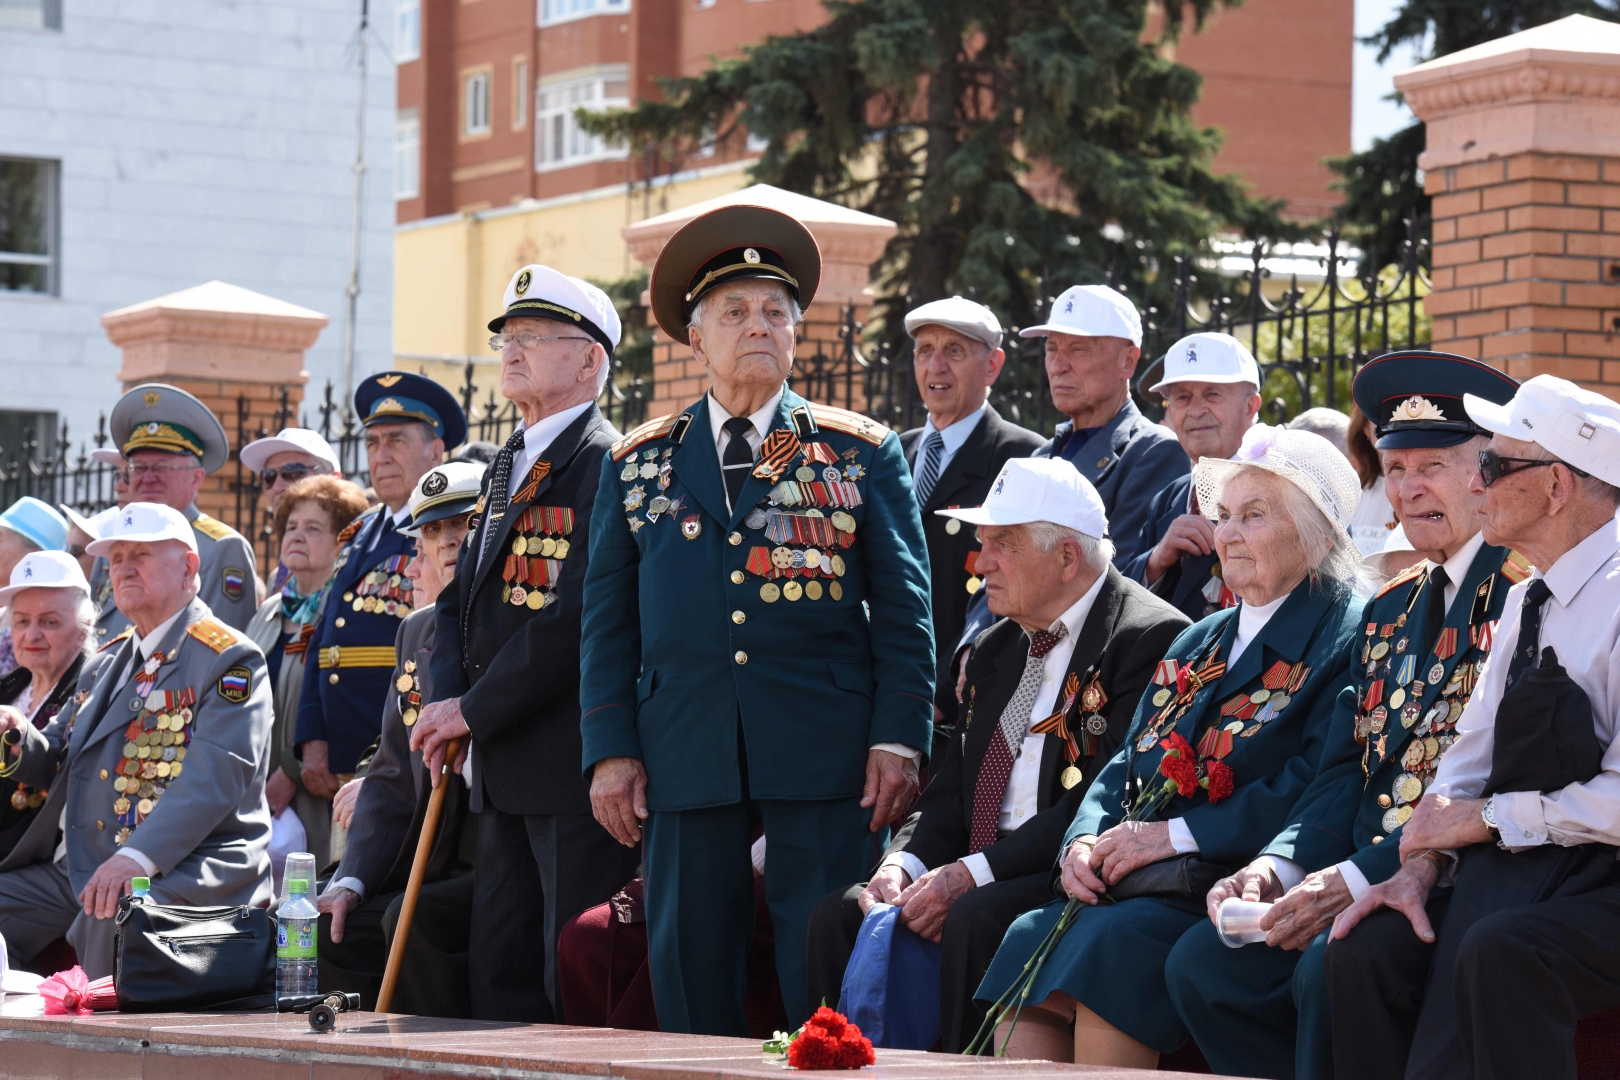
[111,687,197,844]
[503,505,574,609]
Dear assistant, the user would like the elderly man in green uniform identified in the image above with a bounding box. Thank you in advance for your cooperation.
[580,204,936,1035]
[90,384,258,644]
[1164,351,1522,1080]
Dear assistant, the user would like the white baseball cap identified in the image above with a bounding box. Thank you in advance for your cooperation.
[1464,374,1620,488]
[85,502,198,558]
[904,296,1004,351]
[90,447,123,468]
[1149,332,1261,394]
[0,550,92,607]
[239,428,342,475]
[936,457,1109,540]
[1019,285,1142,347]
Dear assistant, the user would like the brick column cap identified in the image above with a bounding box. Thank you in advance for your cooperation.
[1396,15,1620,170]
[101,280,327,385]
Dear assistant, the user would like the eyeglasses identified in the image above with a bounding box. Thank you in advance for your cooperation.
[116,462,197,483]
[260,463,324,488]
[488,331,595,352]
[66,543,86,559]
[1477,447,1589,488]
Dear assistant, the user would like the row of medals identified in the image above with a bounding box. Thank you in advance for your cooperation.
[746,500,855,604]
[503,531,570,610]
[346,566,414,618]
[397,659,422,725]
[112,707,193,844]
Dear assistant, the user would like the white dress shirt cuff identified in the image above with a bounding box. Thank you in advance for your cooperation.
[1256,855,1305,893]
[1167,817,1200,854]
[878,851,927,886]
[870,742,921,762]
[750,835,767,876]
[1493,790,1550,849]
[328,876,367,901]
[1335,860,1372,901]
[118,847,157,878]
[959,852,995,887]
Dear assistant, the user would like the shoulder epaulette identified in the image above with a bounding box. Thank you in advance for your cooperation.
[186,617,237,654]
[611,414,679,461]
[1373,561,1426,600]
[191,513,235,542]
[99,628,133,653]
[336,505,381,545]
[807,404,889,446]
[1500,549,1532,584]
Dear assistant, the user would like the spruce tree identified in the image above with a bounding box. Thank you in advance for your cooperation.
[583,0,1293,335]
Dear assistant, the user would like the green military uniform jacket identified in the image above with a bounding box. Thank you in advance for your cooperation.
[580,388,935,810]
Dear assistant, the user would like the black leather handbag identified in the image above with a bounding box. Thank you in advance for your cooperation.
[1106,854,1237,902]
[113,897,277,1012]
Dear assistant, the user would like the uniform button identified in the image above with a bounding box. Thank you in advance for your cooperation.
[730,570,745,585]
[335,617,346,628]
[100,770,108,780]
[728,532,742,546]
[97,821,104,830]
[734,650,748,665]
[732,610,746,625]
[328,673,340,684]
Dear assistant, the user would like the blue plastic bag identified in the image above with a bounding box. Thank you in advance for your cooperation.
[836,902,942,1050]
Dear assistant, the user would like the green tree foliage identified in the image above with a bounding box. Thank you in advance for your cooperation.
[582,0,1296,338]
[1330,0,1618,269]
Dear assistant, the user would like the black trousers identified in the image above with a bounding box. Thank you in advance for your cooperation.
[469,806,641,1023]
[1326,883,1620,1080]
[317,871,475,1017]
[806,871,1053,1053]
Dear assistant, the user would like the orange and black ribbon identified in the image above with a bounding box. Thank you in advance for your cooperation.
[284,623,317,659]
[512,459,552,504]
[752,430,803,481]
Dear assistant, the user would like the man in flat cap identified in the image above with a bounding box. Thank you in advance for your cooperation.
[410,264,639,1023]
[294,373,465,811]
[899,297,1043,731]
[580,202,936,1035]
[90,384,258,644]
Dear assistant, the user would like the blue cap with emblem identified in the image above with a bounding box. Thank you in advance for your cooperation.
[1353,350,1519,450]
[353,371,467,452]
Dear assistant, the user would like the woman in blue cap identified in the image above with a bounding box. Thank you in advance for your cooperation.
[0,497,68,678]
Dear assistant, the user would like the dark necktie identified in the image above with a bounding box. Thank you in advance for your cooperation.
[914,430,945,505]
[1505,579,1554,692]
[1422,566,1451,654]
[968,626,1065,853]
[721,416,755,510]
[480,427,526,565]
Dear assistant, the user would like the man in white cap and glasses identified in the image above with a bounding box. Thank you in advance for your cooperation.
[1124,332,1262,621]
[240,427,343,594]
[1023,284,1188,571]
[807,457,1189,1051]
[0,503,273,978]
[1324,374,1620,1080]
[899,297,1044,730]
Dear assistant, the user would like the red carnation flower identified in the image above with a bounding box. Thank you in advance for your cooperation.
[1206,760,1235,803]
[788,1027,842,1070]
[836,1027,876,1069]
[1160,732,1194,759]
[806,1006,847,1037]
[1160,752,1199,797]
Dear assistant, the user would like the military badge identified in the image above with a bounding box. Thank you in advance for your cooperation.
[680,514,702,540]
[222,566,246,602]
[515,268,532,294]
[421,470,449,496]
[217,665,252,703]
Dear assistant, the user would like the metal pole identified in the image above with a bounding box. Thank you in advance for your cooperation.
[341,0,371,410]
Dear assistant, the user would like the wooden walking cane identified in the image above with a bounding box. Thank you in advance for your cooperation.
[375,736,462,1013]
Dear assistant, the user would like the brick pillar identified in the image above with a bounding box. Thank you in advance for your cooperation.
[1397,14,1620,398]
[621,184,897,418]
[100,280,327,521]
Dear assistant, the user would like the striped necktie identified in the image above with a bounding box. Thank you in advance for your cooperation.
[968,624,1066,853]
[914,429,945,505]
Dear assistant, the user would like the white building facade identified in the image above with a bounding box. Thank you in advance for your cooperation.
[0,0,395,455]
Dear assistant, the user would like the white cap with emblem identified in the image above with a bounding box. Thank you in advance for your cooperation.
[1464,373,1620,488]
[1019,284,1142,347]
[935,457,1108,540]
[85,502,198,557]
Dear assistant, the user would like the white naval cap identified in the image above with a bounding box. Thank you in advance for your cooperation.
[0,550,92,607]
[85,502,197,558]
[490,264,622,354]
[89,447,123,468]
[936,457,1108,540]
[1150,332,1261,394]
[402,461,486,537]
[1464,374,1620,488]
[1019,284,1142,347]
[239,427,342,475]
[903,296,1004,351]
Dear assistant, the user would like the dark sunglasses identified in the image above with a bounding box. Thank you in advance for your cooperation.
[261,463,321,487]
[1478,447,1589,488]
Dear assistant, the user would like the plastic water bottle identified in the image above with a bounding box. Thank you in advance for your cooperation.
[277,852,319,996]
[130,876,150,901]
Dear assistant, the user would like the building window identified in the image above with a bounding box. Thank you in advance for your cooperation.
[463,69,492,137]
[0,157,58,296]
[535,71,630,171]
[0,0,62,30]
[512,58,529,130]
[396,0,420,62]
[395,111,420,200]
[538,0,628,27]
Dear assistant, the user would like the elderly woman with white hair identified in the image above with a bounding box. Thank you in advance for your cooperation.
[972,426,1366,1068]
[0,551,93,859]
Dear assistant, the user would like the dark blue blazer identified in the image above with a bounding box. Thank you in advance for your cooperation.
[579,388,936,811]
[1067,578,1364,866]
[1120,473,1227,624]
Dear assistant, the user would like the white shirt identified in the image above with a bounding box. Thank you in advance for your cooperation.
[509,402,594,498]
[1435,530,1487,614]
[881,572,1108,887]
[1350,478,1397,558]
[910,404,987,489]
[1169,591,1289,854]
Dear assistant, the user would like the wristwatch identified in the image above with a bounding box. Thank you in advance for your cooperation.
[1481,796,1502,842]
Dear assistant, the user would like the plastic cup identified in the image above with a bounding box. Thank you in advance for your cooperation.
[1216,897,1274,948]
[280,851,317,907]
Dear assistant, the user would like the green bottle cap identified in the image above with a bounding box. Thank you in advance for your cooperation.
[287,878,309,894]
[131,877,150,892]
